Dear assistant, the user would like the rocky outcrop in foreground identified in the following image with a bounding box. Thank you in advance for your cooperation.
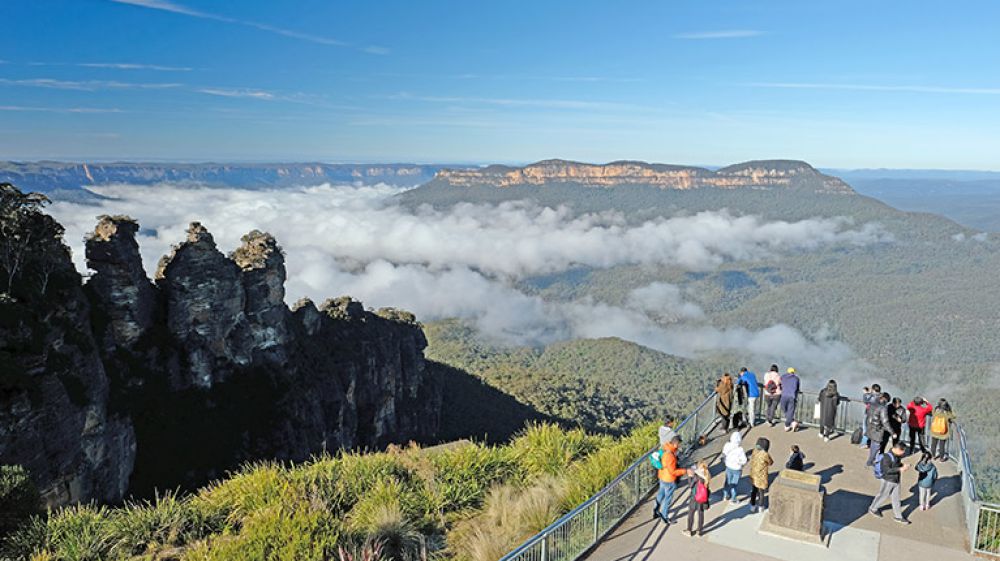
[0,194,441,504]
[434,159,855,194]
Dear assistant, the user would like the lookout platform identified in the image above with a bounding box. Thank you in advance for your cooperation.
[584,421,972,561]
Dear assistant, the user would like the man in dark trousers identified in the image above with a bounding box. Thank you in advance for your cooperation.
[866,393,891,467]
[869,442,911,524]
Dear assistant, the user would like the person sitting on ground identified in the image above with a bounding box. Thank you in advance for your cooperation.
[915,452,938,511]
[929,399,956,461]
[685,461,711,538]
[779,367,801,432]
[748,437,773,514]
[817,379,843,442]
[786,444,806,471]
[869,441,911,525]
[715,372,734,432]
[738,367,760,427]
[654,435,688,525]
[722,431,747,504]
[764,364,782,426]
[906,397,933,455]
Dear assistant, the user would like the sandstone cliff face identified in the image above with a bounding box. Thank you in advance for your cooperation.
[0,205,136,506]
[1,193,441,503]
[434,159,855,194]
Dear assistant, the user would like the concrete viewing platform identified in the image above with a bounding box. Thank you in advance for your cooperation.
[584,421,973,561]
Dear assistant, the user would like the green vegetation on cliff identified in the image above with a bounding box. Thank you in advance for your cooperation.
[1,423,655,561]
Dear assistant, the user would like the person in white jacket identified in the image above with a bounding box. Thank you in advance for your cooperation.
[722,431,747,504]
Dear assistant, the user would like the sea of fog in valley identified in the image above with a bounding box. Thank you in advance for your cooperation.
[50,182,892,377]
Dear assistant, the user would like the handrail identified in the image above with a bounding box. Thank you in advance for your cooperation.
[498,386,997,561]
[497,391,718,561]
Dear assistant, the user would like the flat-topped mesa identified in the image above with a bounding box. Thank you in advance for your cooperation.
[434,158,855,194]
[85,215,156,348]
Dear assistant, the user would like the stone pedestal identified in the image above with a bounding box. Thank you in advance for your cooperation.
[759,469,827,545]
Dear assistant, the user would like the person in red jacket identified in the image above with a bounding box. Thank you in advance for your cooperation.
[906,397,934,454]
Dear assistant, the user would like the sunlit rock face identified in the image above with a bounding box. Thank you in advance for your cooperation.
[434,159,855,194]
[1,200,441,504]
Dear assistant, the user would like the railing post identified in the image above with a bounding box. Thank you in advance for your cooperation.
[540,533,548,561]
[593,500,600,541]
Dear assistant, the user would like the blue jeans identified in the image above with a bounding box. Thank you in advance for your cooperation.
[724,468,741,499]
[656,481,677,520]
[780,395,797,427]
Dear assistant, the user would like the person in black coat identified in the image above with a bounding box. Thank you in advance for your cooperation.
[817,379,843,441]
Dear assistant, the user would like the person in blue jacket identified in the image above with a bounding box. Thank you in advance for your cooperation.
[738,367,760,427]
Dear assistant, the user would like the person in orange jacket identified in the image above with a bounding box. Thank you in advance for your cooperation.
[654,435,689,525]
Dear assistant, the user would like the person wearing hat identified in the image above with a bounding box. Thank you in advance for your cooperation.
[779,367,801,431]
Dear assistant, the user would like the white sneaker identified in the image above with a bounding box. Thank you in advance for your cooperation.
[824,436,830,443]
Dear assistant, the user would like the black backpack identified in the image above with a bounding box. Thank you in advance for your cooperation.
[851,427,863,445]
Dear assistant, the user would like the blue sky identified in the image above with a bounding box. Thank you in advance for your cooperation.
[1,0,999,168]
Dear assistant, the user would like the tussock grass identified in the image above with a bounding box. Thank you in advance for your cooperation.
[3,422,657,561]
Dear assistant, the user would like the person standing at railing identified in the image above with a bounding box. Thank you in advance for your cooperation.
[866,392,892,467]
[906,397,933,455]
[861,384,882,448]
[738,367,760,428]
[929,399,956,461]
[763,365,782,426]
[715,373,735,432]
[817,379,843,442]
[779,368,801,432]
[888,397,908,448]
[658,413,677,446]
[654,435,688,526]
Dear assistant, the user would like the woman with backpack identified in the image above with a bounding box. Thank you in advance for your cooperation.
[685,461,711,537]
[763,365,782,425]
[929,399,956,461]
[715,373,734,432]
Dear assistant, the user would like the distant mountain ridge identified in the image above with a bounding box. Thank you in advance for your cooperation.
[0,161,444,192]
[432,158,855,194]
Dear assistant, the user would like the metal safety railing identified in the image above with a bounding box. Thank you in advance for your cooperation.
[500,386,998,561]
[497,392,719,561]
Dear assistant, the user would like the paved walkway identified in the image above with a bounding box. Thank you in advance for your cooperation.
[586,421,973,561]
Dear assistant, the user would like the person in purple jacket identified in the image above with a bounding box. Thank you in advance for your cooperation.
[779,367,801,431]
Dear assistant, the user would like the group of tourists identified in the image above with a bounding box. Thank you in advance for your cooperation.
[652,366,959,536]
[862,384,957,524]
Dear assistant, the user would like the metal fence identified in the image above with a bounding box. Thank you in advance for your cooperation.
[499,388,997,560]
[497,392,719,561]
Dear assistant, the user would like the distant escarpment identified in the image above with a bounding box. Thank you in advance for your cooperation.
[0,184,441,505]
[0,161,442,193]
[432,159,855,194]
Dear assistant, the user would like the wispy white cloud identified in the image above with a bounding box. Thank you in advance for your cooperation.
[79,62,193,71]
[197,87,276,100]
[745,82,1000,95]
[361,46,391,56]
[108,0,388,54]
[673,30,763,39]
[0,105,123,114]
[386,92,647,111]
[0,78,181,90]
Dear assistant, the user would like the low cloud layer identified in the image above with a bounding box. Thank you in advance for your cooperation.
[50,183,885,376]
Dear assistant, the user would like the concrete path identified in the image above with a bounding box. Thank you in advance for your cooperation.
[585,421,973,561]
